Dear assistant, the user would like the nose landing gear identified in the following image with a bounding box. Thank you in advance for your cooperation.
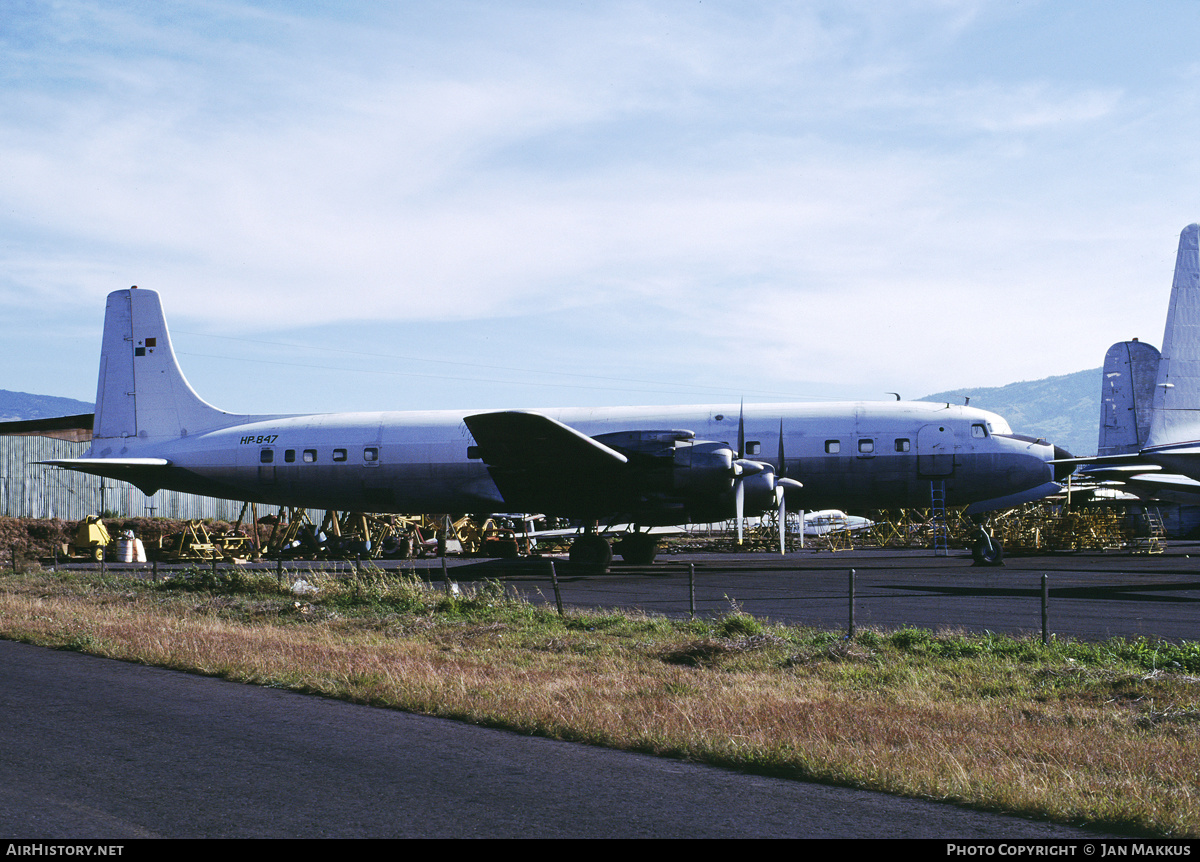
[971,518,1004,566]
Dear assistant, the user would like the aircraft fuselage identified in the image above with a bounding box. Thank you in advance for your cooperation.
[106,401,1055,521]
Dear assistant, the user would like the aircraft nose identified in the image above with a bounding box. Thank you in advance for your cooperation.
[1052,445,1075,483]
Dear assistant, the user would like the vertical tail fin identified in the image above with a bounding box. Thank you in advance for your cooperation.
[1146,224,1200,447]
[90,288,238,453]
[1098,340,1160,456]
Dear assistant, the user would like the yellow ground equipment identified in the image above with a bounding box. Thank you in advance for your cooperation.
[70,516,111,561]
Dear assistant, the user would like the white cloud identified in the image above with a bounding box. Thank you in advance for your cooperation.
[1,1,1198,411]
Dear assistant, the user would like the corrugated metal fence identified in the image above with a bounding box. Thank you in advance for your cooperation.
[1,437,247,520]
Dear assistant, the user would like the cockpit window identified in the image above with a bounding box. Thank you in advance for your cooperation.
[971,424,988,438]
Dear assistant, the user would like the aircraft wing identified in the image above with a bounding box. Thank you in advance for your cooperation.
[1050,452,1144,467]
[1124,472,1200,491]
[463,411,632,516]
[963,481,1062,516]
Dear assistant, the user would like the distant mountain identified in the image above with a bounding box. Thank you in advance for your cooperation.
[920,368,1101,459]
[0,389,93,423]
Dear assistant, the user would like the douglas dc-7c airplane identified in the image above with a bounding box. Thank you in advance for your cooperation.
[28,288,1067,565]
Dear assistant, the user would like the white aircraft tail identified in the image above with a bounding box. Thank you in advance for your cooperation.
[1146,224,1200,448]
[1098,340,1160,456]
[90,288,241,452]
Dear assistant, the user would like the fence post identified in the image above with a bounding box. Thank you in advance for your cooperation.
[848,568,856,638]
[689,563,696,619]
[1041,573,1049,645]
[549,560,563,616]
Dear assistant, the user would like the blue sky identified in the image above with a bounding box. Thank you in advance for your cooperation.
[2,1,1199,415]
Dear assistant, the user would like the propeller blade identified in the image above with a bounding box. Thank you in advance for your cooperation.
[735,476,745,545]
[737,400,745,460]
[777,419,787,555]
[777,485,786,555]
[778,419,786,478]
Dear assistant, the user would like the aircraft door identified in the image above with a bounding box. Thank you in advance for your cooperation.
[258,447,276,485]
[916,424,954,476]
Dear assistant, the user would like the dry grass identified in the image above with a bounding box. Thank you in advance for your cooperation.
[1,567,1198,836]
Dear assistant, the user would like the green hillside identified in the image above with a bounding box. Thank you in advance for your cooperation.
[920,368,1101,459]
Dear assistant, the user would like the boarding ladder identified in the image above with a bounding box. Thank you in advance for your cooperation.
[930,481,949,556]
[1133,507,1167,554]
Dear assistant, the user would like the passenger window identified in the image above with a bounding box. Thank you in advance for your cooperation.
[284,449,296,463]
[745,441,761,456]
[895,438,911,452]
[972,424,987,438]
[858,439,874,454]
[825,440,840,454]
[333,449,348,462]
[363,447,379,462]
[303,449,317,463]
[259,449,274,464]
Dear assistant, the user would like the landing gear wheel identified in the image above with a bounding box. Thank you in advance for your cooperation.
[614,533,659,565]
[569,534,613,568]
[972,536,1004,566]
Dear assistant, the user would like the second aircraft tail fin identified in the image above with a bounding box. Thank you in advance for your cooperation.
[1146,224,1200,448]
[1098,340,1160,456]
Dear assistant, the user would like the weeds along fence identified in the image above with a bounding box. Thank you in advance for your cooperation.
[33,553,1160,646]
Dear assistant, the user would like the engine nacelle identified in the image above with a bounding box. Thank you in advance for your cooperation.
[671,440,735,496]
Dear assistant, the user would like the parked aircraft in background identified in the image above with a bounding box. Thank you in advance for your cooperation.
[802,510,876,537]
[23,288,1064,565]
[1059,224,1200,501]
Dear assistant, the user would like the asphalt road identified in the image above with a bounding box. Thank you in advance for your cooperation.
[0,640,1108,840]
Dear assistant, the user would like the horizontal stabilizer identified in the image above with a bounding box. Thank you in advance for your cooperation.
[41,457,171,496]
[0,413,95,443]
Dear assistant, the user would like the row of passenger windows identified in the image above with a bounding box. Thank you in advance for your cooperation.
[261,447,379,464]
[823,424,988,454]
[824,438,911,454]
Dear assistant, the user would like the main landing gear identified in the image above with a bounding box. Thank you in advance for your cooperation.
[613,532,659,565]
[568,530,660,566]
[568,532,613,567]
